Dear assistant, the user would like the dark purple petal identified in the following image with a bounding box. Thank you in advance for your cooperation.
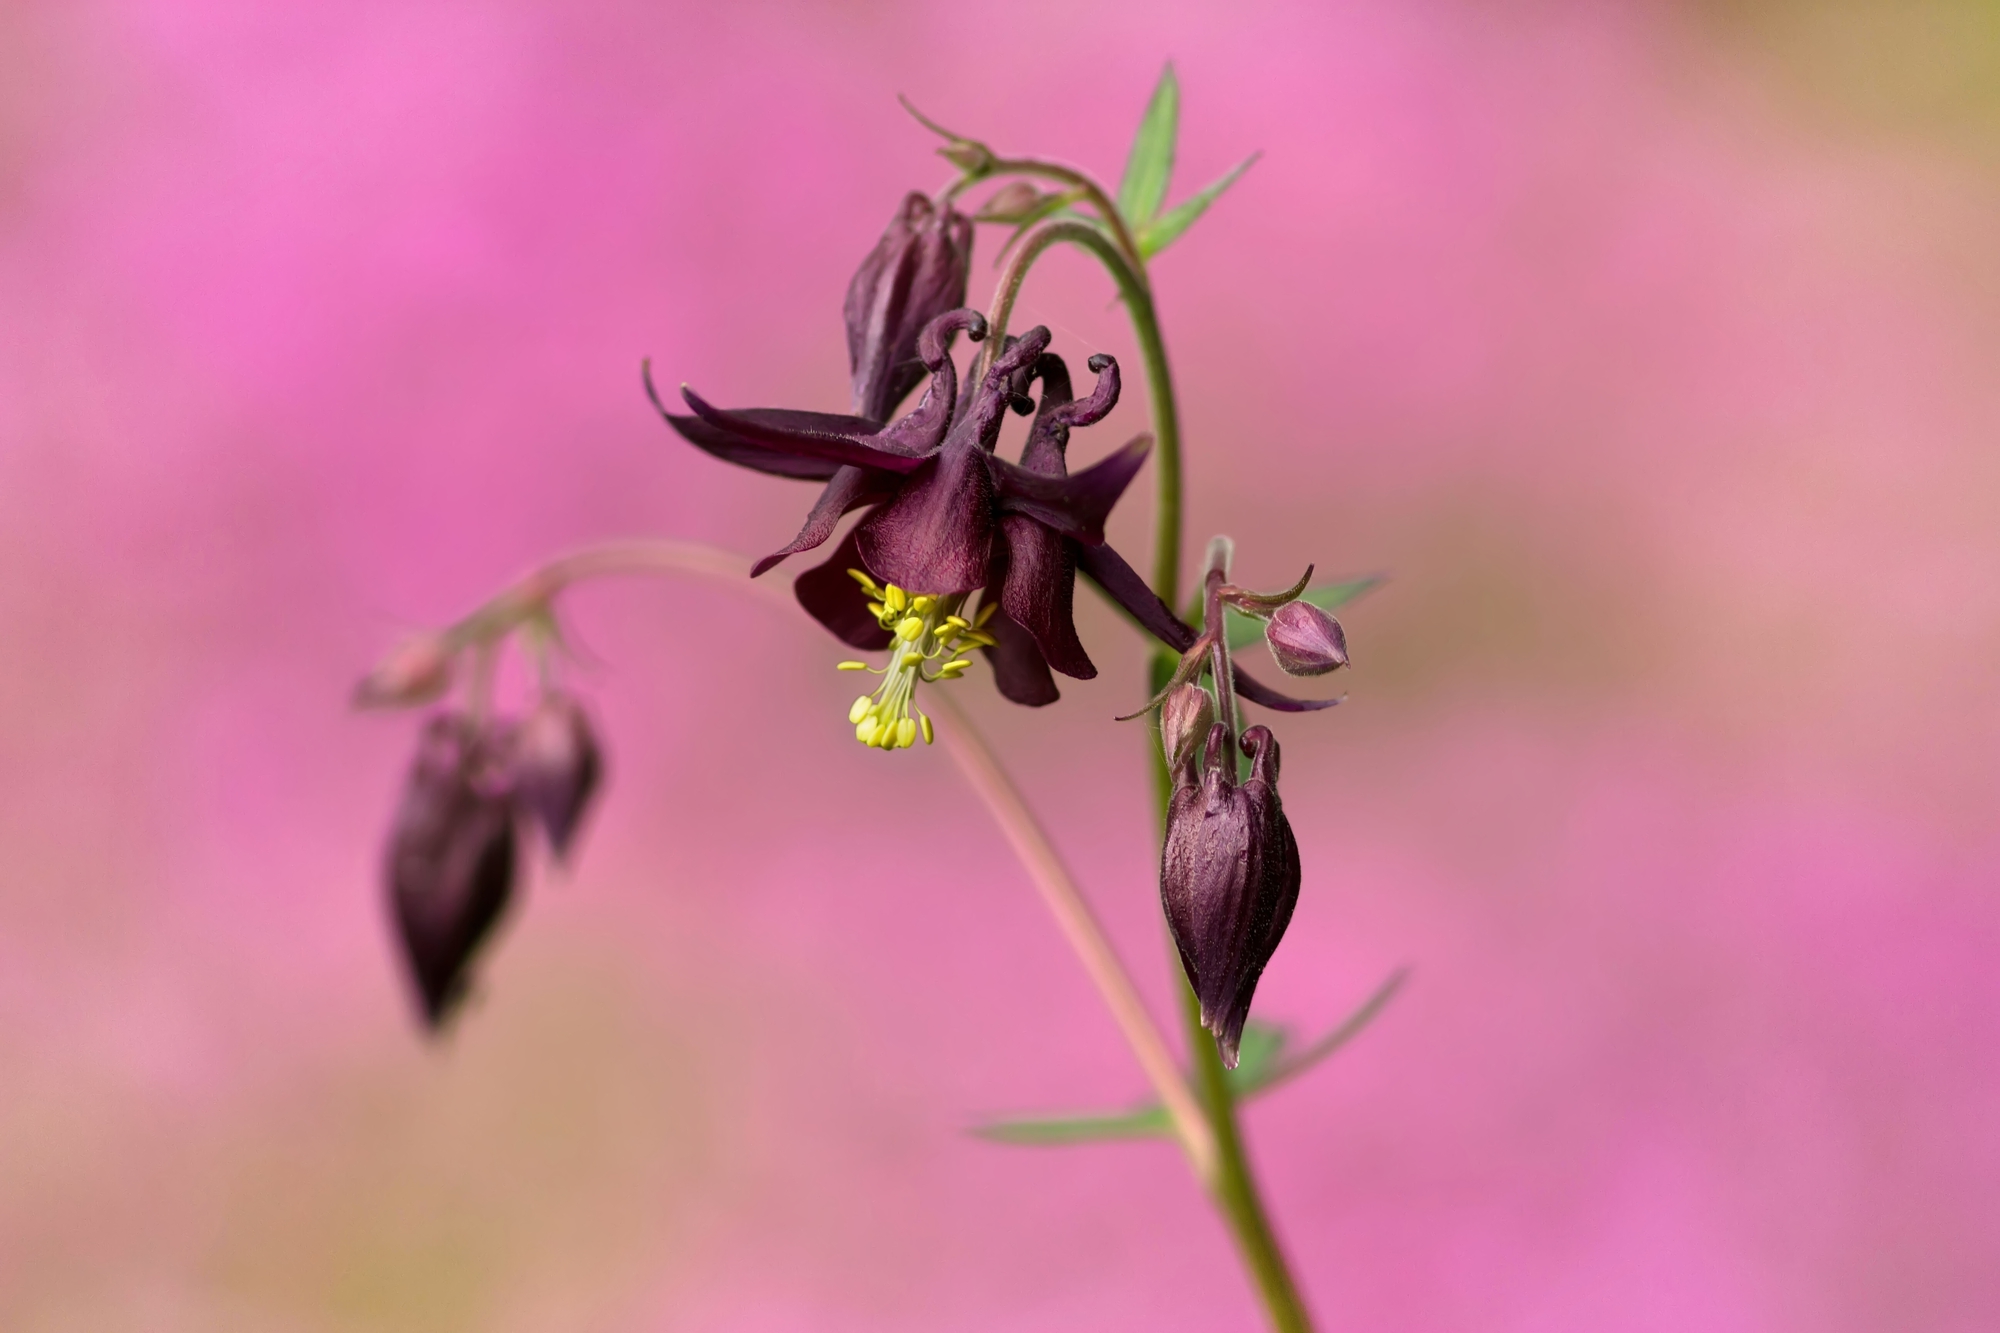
[750,466,896,578]
[386,714,517,1028]
[998,516,1094,679]
[679,386,930,474]
[990,432,1151,545]
[1232,669,1344,714]
[979,603,1061,706]
[856,437,995,595]
[506,693,602,861]
[794,526,893,650]
[646,364,843,481]
[846,193,974,423]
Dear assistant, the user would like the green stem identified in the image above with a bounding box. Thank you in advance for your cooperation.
[982,185,1310,1331]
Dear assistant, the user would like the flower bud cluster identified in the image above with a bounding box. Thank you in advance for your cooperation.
[380,689,601,1028]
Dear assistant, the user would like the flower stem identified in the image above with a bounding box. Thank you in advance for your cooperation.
[930,690,1218,1182]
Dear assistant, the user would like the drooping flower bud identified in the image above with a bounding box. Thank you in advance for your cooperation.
[1160,723,1300,1068]
[845,192,974,424]
[385,713,517,1028]
[1159,683,1215,770]
[1264,600,1349,677]
[506,692,602,860]
[353,632,456,708]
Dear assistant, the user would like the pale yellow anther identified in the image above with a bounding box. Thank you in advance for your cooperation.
[909,595,934,612]
[856,717,879,744]
[919,713,935,745]
[868,602,887,618]
[896,617,924,642]
[961,632,997,650]
[849,696,873,724]
[944,615,970,631]
[896,718,917,748]
[884,585,907,612]
[900,652,922,669]
[836,661,869,671]
[847,568,878,590]
[975,602,999,628]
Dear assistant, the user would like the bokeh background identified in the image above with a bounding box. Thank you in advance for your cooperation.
[5,1,2000,1328]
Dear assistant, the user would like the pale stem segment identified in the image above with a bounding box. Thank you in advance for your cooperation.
[930,689,1218,1183]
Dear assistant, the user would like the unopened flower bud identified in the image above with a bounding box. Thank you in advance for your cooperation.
[354,633,456,708]
[385,713,516,1028]
[1160,723,1300,1068]
[506,692,602,860]
[1160,683,1215,769]
[845,192,974,424]
[1265,600,1349,677]
[974,181,1050,223]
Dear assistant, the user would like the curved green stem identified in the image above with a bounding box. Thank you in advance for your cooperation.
[981,177,1311,1329]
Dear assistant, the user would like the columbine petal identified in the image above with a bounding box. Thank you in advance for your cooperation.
[990,432,1151,545]
[751,465,897,578]
[795,527,894,650]
[856,436,996,595]
[647,365,844,481]
[679,386,932,474]
[979,603,1061,706]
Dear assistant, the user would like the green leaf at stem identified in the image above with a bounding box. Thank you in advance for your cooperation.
[1137,151,1261,259]
[1225,575,1382,651]
[1117,63,1180,226]
[972,968,1408,1147]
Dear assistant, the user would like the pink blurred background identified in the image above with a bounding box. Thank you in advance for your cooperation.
[5,1,2000,1328]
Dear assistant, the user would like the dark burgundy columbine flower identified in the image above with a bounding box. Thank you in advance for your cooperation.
[1161,720,1300,1068]
[385,713,517,1028]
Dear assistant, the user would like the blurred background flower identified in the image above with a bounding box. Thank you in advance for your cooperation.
[3,1,1999,1328]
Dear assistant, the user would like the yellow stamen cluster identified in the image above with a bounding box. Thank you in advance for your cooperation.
[836,570,998,750]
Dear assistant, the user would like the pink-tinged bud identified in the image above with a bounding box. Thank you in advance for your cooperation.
[1265,600,1349,677]
[385,714,516,1028]
[506,693,602,861]
[354,633,456,708]
[1160,684,1215,770]
[974,181,1049,223]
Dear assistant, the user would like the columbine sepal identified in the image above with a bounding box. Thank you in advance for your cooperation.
[506,692,602,860]
[386,713,518,1029]
[1161,722,1300,1068]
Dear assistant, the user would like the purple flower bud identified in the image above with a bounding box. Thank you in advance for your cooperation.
[1160,723,1300,1068]
[1159,683,1215,769]
[506,692,602,860]
[845,193,974,424]
[353,632,455,708]
[385,714,517,1028]
[1264,600,1349,677]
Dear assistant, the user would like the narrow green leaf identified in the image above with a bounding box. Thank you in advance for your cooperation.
[971,1105,1171,1145]
[1117,63,1180,226]
[1239,967,1410,1097]
[1136,151,1261,259]
[1225,575,1382,651]
[1225,1020,1290,1090]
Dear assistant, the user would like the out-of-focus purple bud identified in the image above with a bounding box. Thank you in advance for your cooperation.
[1265,600,1349,677]
[1160,723,1301,1068]
[1160,683,1215,769]
[386,713,517,1028]
[845,192,975,424]
[974,181,1049,223]
[506,692,602,861]
[354,633,456,708]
